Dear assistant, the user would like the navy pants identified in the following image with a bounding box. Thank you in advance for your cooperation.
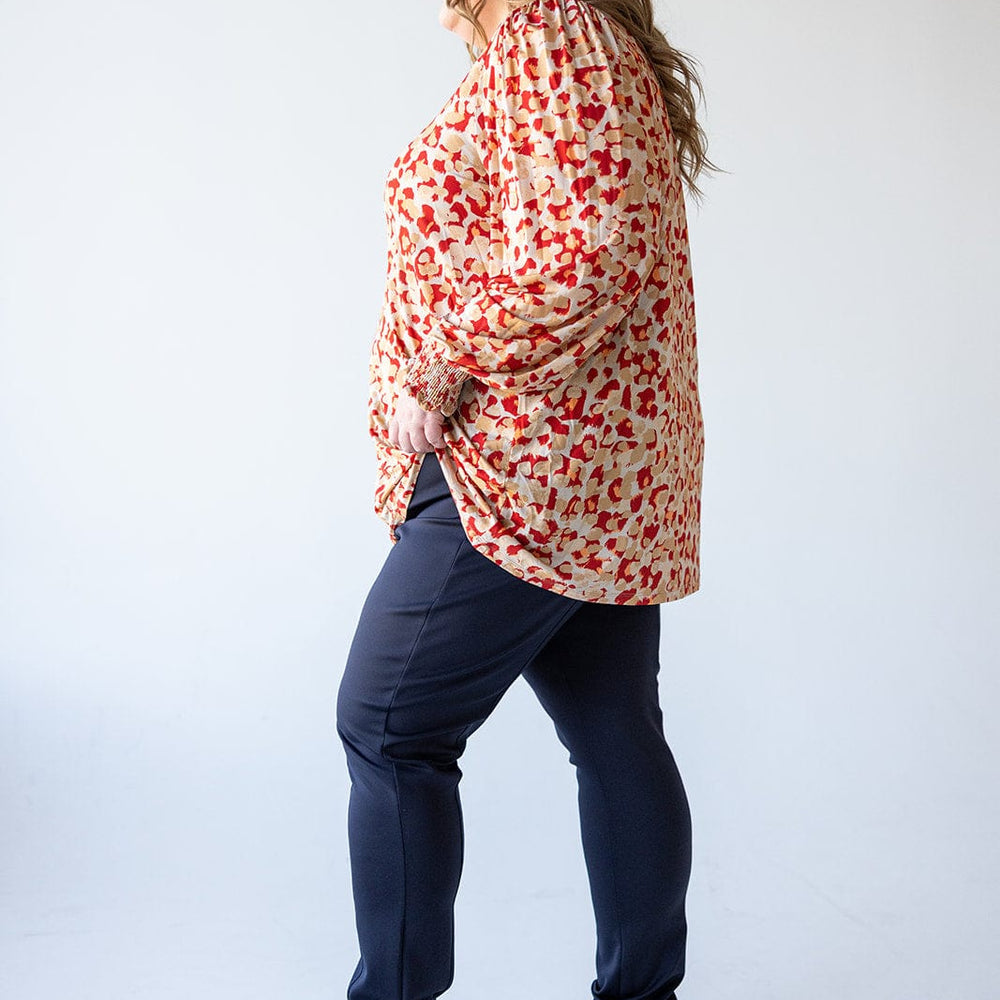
[336,451,692,1000]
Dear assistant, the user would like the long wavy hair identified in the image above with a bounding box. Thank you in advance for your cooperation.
[444,0,721,203]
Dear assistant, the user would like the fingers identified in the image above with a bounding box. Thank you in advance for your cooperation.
[425,416,446,449]
[389,394,448,454]
[406,418,446,453]
[393,417,442,454]
[406,424,432,454]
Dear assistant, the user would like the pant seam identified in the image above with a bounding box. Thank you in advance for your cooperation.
[378,532,466,756]
[380,531,466,1000]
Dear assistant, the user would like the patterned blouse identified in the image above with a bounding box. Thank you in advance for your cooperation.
[367,0,705,605]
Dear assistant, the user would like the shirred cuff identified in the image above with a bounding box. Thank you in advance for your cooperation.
[402,349,468,417]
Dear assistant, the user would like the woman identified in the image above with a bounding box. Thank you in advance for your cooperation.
[337,1,716,998]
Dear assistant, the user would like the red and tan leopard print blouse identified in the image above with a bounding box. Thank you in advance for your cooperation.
[367,0,705,605]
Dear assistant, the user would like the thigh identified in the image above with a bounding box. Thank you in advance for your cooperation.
[338,458,584,762]
[520,601,666,757]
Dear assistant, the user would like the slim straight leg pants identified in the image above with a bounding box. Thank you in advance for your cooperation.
[336,451,692,1000]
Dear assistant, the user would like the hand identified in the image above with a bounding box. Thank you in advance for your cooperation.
[388,387,448,454]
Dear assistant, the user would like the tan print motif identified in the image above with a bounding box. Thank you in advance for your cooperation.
[368,0,704,605]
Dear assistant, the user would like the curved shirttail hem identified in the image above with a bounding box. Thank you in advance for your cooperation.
[456,514,700,607]
[383,451,700,608]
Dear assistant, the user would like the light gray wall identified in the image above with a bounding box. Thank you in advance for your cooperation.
[1,1,997,998]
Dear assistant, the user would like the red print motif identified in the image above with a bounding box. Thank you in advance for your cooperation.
[368,0,705,604]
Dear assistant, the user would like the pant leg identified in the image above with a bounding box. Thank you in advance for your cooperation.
[336,451,584,1000]
[521,601,692,1000]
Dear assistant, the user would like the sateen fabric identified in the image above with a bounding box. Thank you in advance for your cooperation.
[368,0,705,605]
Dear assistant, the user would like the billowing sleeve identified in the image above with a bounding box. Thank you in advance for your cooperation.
[401,10,663,416]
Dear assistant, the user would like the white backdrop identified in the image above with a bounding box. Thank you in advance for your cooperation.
[1,1,998,998]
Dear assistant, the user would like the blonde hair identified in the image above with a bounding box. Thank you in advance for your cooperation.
[444,0,722,203]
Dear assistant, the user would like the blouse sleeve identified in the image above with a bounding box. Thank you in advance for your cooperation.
[401,11,663,416]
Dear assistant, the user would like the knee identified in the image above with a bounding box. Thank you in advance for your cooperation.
[337,681,468,771]
[336,652,475,768]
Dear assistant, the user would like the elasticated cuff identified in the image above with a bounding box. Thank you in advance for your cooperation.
[402,349,468,416]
